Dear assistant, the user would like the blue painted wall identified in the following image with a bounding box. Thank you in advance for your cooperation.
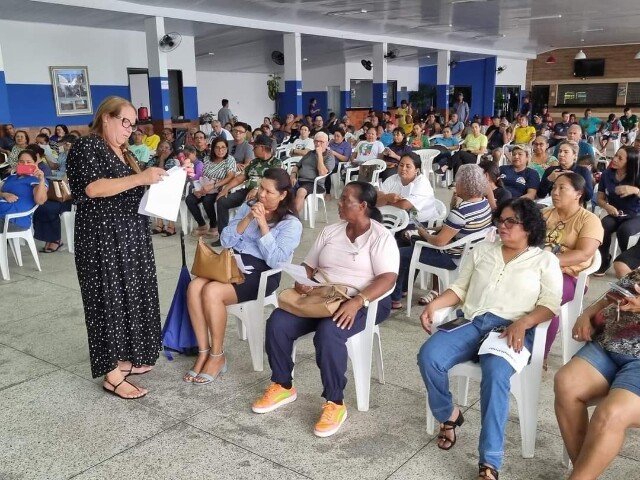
[340,91,351,116]
[418,57,497,118]
[278,80,303,118]
[372,83,387,112]
[6,84,130,127]
[149,76,171,121]
[301,91,328,120]
[0,72,11,124]
[183,86,198,120]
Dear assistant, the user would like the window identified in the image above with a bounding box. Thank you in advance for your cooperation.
[557,84,617,106]
[627,83,640,106]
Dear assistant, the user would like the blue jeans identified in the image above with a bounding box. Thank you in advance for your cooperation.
[417,312,536,470]
[391,245,457,301]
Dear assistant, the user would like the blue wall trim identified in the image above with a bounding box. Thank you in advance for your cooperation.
[372,83,387,112]
[148,76,171,121]
[301,91,327,120]
[436,85,449,113]
[340,90,350,116]
[280,80,303,117]
[419,57,497,118]
[6,84,130,127]
[0,71,10,124]
[183,86,198,121]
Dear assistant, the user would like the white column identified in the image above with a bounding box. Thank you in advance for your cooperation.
[373,42,388,112]
[144,16,170,120]
[282,32,302,116]
[436,50,451,119]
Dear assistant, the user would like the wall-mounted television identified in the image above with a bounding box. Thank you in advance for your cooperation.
[574,59,605,77]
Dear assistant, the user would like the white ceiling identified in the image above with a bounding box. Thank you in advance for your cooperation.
[5,0,640,73]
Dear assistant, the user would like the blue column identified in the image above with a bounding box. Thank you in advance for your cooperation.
[281,80,302,116]
[148,76,171,121]
[373,83,387,112]
[482,57,497,118]
[340,90,351,116]
[0,70,10,123]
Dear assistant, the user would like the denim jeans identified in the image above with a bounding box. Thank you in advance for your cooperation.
[417,311,536,470]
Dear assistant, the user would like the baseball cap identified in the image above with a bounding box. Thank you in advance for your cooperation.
[511,144,531,155]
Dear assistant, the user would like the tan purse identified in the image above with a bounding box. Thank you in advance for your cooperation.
[278,284,354,318]
[191,237,245,284]
[47,179,72,202]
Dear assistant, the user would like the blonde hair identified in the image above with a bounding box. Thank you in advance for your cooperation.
[90,96,141,173]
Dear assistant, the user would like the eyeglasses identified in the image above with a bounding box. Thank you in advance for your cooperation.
[114,115,136,130]
[545,221,566,247]
[532,142,546,146]
[493,217,523,229]
[214,145,227,150]
[232,129,246,134]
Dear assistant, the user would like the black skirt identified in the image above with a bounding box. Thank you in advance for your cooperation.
[233,253,281,303]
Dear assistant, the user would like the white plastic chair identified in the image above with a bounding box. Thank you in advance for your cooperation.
[425,199,448,229]
[426,305,551,459]
[345,159,387,187]
[228,267,283,371]
[379,205,409,233]
[291,287,394,412]
[303,174,329,229]
[1,206,41,281]
[331,162,348,200]
[178,183,193,234]
[414,148,442,189]
[282,157,302,174]
[61,204,76,254]
[560,250,601,365]
[406,228,492,317]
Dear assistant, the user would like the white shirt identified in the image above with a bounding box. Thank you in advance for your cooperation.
[292,137,315,152]
[304,220,400,294]
[353,140,385,165]
[449,241,563,321]
[381,174,437,223]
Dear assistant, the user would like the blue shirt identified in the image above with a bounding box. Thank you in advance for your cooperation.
[0,173,48,228]
[328,141,352,162]
[220,202,303,268]
[579,117,602,136]
[433,136,460,148]
[598,169,640,216]
[499,165,540,198]
[380,132,394,147]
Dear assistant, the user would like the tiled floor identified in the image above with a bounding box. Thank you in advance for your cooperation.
[1,187,638,480]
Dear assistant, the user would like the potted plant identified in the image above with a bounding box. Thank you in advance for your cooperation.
[409,84,436,117]
[198,112,214,125]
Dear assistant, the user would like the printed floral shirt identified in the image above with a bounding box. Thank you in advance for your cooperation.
[595,269,640,358]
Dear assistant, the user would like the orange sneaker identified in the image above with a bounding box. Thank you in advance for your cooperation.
[313,401,347,437]
[252,383,297,414]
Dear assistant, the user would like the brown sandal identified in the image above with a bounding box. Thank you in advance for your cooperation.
[437,410,464,450]
[478,463,499,479]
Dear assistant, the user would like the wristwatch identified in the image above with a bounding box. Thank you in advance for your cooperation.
[357,293,370,308]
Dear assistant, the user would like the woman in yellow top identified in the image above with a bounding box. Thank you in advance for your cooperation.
[513,115,536,145]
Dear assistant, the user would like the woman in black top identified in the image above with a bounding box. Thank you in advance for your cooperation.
[380,127,413,181]
[478,159,511,210]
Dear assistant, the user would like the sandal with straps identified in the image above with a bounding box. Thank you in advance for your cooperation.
[419,290,439,306]
[103,377,147,399]
[183,348,210,383]
[193,350,228,385]
[437,410,464,450]
[478,463,499,479]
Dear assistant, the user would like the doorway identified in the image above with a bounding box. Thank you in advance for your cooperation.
[127,68,150,114]
[350,79,373,108]
[531,86,550,116]
[494,86,521,121]
[387,80,397,108]
[327,86,341,117]
[168,69,184,118]
[449,86,472,113]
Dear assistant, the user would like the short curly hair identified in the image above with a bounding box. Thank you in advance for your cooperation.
[455,164,487,199]
[493,197,546,247]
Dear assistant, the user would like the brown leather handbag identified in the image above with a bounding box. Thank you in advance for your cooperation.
[278,284,353,318]
[191,237,245,284]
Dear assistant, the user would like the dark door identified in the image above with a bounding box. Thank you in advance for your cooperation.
[168,69,184,118]
[531,85,550,116]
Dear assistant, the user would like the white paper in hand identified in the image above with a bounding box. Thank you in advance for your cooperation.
[281,263,320,287]
[138,166,186,221]
[477,331,531,373]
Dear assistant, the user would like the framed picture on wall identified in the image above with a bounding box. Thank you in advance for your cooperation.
[49,66,93,116]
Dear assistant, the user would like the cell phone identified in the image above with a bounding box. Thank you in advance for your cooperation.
[16,164,37,176]
[437,317,472,332]
[605,282,637,303]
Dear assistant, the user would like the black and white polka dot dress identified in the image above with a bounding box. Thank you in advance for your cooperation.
[67,135,161,378]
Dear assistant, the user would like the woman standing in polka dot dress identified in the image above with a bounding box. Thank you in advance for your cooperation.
[67,96,167,399]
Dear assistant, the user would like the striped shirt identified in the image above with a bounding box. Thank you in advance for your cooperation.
[201,155,236,181]
[443,198,492,257]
